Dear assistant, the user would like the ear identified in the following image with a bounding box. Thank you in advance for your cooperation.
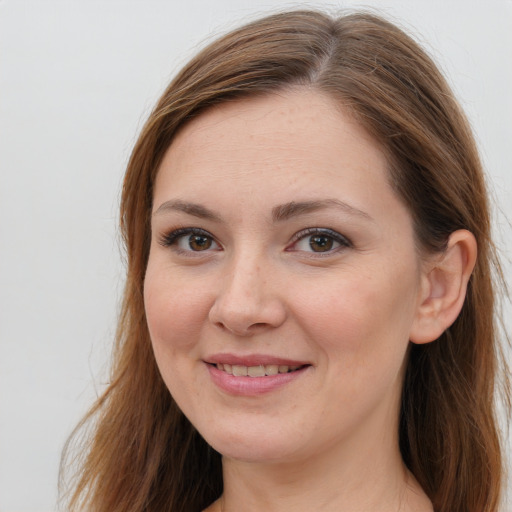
[409,229,477,345]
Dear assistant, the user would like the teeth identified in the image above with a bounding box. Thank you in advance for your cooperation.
[247,365,266,377]
[232,365,248,377]
[216,363,234,374]
[265,364,279,375]
[216,363,302,377]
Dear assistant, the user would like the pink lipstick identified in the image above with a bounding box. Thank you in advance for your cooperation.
[205,353,310,396]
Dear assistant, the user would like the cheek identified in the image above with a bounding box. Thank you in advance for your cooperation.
[289,266,419,367]
[143,261,213,354]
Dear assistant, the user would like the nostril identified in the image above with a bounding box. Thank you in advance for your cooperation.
[212,318,284,336]
[250,322,269,329]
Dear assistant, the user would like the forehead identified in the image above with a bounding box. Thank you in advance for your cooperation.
[154,88,397,219]
[166,88,381,167]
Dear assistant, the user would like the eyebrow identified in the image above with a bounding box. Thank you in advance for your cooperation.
[153,199,222,222]
[271,199,373,223]
[153,198,373,223]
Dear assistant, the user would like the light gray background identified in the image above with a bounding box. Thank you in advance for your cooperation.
[1,1,511,511]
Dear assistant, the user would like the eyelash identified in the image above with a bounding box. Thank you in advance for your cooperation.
[287,228,352,256]
[158,227,220,253]
[158,227,352,256]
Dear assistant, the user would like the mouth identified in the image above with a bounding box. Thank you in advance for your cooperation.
[204,354,311,395]
[211,363,307,377]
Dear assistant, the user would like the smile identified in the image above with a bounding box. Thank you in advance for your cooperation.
[214,363,304,377]
[206,359,310,396]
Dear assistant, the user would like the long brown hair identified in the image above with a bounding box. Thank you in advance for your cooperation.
[60,10,510,512]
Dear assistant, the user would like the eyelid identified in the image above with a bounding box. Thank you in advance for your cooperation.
[158,227,221,252]
[286,227,352,253]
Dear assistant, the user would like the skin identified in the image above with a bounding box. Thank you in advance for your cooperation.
[144,88,440,511]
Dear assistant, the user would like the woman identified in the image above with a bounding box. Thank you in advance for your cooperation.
[61,9,510,512]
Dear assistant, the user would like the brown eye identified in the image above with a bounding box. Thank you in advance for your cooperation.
[288,228,351,255]
[309,235,334,252]
[159,228,221,253]
[188,234,213,251]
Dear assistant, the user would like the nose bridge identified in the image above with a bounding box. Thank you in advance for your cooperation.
[209,247,286,335]
[229,248,265,298]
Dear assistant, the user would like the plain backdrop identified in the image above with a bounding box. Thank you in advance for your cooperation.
[1,1,511,511]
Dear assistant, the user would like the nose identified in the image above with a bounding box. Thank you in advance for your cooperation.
[208,254,287,336]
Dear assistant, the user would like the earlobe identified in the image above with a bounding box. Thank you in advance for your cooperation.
[409,229,477,345]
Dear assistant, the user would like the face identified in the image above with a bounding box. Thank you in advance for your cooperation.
[144,89,427,465]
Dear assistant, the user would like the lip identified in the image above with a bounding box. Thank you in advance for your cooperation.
[204,353,311,396]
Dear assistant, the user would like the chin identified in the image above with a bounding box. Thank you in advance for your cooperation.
[198,421,306,464]
[212,442,298,464]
